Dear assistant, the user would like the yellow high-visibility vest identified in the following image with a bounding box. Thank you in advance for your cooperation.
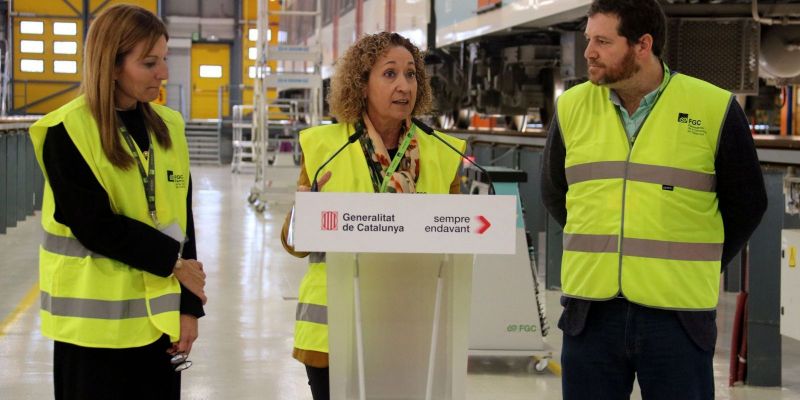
[294,122,465,353]
[557,74,730,310]
[30,96,189,348]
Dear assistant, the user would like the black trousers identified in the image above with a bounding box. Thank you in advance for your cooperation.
[54,334,181,400]
[305,365,329,400]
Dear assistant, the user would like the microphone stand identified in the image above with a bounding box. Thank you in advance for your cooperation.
[310,124,364,192]
[411,118,496,195]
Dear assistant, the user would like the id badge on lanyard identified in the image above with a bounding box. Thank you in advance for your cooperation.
[379,125,416,193]
[120,125,159,227]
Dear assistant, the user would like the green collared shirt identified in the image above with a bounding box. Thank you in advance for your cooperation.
[609,62,671,140]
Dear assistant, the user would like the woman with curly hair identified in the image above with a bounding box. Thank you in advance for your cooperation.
[281,31,465,399]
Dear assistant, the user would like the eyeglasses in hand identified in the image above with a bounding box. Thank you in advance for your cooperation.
[170,352,193,372]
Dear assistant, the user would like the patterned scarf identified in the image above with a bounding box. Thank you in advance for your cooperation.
[359,114,420,193]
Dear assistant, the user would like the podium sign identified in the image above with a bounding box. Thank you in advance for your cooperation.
[293,192,516,254]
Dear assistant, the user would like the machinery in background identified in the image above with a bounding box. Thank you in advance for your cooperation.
[426,34,560,132]
[759,25,800,84]
[465,165,551,372]
[781,229,800,341]
[786,167,800,215]
[424,0,800,134]
[280,0,799,135]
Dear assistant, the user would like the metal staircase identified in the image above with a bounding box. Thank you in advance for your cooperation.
[185,120,221,164]
[231,104,255,173]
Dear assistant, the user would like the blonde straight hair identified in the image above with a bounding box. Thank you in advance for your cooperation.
[82,4,171,169]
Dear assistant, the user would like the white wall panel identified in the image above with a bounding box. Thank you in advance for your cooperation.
[164,0,234,18]
[436,0,591,47]
[166,16,236,41]
[338,11,356,55]
[166,46,191,117]
[317,0,432,78]
[319,24,334,79]
[362,0,387,34]
[395,0,429,49]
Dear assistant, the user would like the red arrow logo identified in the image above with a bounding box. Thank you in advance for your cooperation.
[476,215,491,234]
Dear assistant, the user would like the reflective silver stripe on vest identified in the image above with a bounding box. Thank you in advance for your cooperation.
[565,161,626,185]
[43,232,107,259]
[41,291,180,319]
[149,293,182,315]
[622,238,722,261]
[627,163,715,192]
[296,302,327,324]
[564,234,721,261]
[565,162,715,192]
[564,233,619,253]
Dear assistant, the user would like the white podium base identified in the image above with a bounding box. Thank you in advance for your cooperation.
[327,253,473,400]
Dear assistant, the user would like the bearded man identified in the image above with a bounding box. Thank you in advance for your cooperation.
[541,1,767,399]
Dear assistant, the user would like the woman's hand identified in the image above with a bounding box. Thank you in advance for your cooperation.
[168,314,199,355]
[173,259,207,305]
[299,171,331,192]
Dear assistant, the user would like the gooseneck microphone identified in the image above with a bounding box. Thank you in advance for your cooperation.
[411,118,496,195]
[310,123,364,192]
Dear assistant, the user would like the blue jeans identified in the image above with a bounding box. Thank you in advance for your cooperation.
[561,298,714,400]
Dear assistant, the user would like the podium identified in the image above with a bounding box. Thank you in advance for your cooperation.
[294,192,516,400]
[327,252,473,399]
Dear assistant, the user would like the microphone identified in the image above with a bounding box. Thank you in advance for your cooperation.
[411,118,495,195]
[310,123,364,192]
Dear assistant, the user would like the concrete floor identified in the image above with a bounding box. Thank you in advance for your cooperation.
[1,164,799,399]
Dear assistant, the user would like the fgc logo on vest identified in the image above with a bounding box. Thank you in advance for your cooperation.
[677,112,701,126]
[678,112,706,135]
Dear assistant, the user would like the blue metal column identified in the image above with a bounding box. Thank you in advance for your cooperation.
[16,131,27,221]
[724,252,742,292]
[6,133,17,228]
[34,167,44,210]
[785,86,793,136]
[518,150,545,232]
[25,131,35,215]
[0,134,6,234]
[33,135,44,211]
[230,0,243,110]
[519,148,546,265]
[746,168,783,386]
[471,143,493,167]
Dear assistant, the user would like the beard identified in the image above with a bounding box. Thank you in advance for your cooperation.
[588,46,640,86]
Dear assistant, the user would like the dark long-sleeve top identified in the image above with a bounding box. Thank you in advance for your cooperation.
[541,91,767,351]
[42,107,204,318]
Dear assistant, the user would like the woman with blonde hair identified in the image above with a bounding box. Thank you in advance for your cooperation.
[29,4,206,399]
[281,31,465,399]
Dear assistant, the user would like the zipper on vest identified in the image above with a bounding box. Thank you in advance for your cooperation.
[614,73,674,298]
[617,161,629,298]
[617,114,650,297]
[628,110,648,147]
[614,112,639,297]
